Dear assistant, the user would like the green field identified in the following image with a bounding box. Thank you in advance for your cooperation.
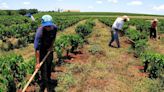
[0,12,164,92]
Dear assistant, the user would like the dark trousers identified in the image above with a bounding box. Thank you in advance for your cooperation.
[39,51,53,92]
[150,28,157,38]
[109,31,120,48]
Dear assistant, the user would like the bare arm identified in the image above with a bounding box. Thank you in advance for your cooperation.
[35,50,40,64]
[35,50,41,69]
[34,28,42,69]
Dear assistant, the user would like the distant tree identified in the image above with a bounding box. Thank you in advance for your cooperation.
[6,10,12,15]
[0,10,7,15]
[6,10,18,15]
[28,9,38,14]
[18,9,28,15]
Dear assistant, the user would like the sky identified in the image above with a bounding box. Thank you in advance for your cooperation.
[0,0,164,15]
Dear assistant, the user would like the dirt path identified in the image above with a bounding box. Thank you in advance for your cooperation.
[53,20,152,92]
[78,20,148,92]
[89,20,148,92]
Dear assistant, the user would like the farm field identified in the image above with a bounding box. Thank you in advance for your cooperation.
[0,12,164,92]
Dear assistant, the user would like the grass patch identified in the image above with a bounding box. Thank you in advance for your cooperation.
[88,44,104,55]
[134,78,164,92]
[160,37,164,44]
[56,71,76,92]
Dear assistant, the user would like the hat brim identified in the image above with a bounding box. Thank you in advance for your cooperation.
[127,18,130,21]
[42,22,54,27]
[154,20,158,22]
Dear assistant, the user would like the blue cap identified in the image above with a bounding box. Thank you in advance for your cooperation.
[42,21,54,27]
[41,15,54,27]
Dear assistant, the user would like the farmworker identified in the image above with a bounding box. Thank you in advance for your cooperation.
[109,15,130,48]
[34,15,57,92]
[25,13,35,21]
[150,18,158,39]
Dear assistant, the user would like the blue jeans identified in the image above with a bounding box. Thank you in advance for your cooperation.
[109,31,120,48]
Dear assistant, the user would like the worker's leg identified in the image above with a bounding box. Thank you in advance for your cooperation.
[109,31,115,46]
[115,31,120,48]
[46,51,54,92]
[153,29,157,39]
[150,28,153,38]
[39,51,47,92]
[47,52,53,80]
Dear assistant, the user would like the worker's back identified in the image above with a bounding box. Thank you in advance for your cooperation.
[112,17,124,30]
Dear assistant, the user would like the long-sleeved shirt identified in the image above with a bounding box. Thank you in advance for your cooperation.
[34,25,57,51]
[112,17,124,31]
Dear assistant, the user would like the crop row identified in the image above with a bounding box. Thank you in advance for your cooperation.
[54,19,95,62]
[0,15,85,51]
[126,28,164,79]
[0,54,35,92]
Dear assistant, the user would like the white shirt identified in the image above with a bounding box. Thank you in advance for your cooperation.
[112,17,124,31]
[31,15,35,21]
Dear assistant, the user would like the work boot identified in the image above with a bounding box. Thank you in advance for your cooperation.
[56,59,64,66]
[108,44,114,47]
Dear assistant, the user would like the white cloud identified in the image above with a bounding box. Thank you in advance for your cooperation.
[0,2,9,9]
[107,0,118,4]
[153,4,164,11]
[127,1,143,6]
[23,2,31,5]
[96,0,103,4]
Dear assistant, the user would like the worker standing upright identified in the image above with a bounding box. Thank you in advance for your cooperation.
[109,15,130,48]
[150,18,158,40]
[34,15,57,92]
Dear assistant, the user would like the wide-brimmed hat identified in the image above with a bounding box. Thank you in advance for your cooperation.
[122,15,130,21]
[153,18,158,22]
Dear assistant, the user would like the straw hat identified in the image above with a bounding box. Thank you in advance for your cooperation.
[153,18,158,22]
[122,15,130,21]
